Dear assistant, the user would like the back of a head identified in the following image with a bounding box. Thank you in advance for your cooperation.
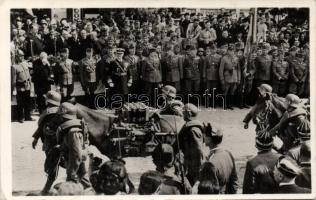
[138,170,165,195]
[198,180,220,194]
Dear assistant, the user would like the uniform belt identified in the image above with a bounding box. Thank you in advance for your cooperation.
[114,72,127,76]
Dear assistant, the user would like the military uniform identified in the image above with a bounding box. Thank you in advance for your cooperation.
[54,58,76,101]
[289,57,307,97]
[182,55,202,95]
[79,56,98,108]
[124,54,140,94]
[244,55,257,105]
[12,58,33,122]
[272,58,289,97]
[56,103,91,188]
[108,59,132,95]
[178,119,205,186]
[202,52,222,93]
[161,53,183,92]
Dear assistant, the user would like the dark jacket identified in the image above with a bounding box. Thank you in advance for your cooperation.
[243,151,281,194]
[207,148,238,194]
[277,184,311,194]
[32,59,52,94]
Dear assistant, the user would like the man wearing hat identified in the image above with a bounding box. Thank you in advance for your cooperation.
[269,94,308,152]
[140,143,192,194]
[271,49,289,97]
[31,90,62,194]
[107,48,132,105]
[295,140,311,189]
[203,122,238,194]
[219,43,240,110]
[202,44,222,107]
[273,156,310,193]
[54,48,76,102]
[79,48,98,108]
[243,133,281,194]
[56,102,91,189]
[178,103,205,186]
[159,85,184,116]
[288,50,307,97]
[12,49,34,123]
[161,44,182,92]
[254,43,272,88]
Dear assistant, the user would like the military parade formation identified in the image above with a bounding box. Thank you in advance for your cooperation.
[10,8,311,195]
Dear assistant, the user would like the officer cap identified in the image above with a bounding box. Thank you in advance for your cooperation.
[44,90,61,106]
[297,119,310,140]
[289,46,298,52]
[162,85,176,98]
[276,156,301,178]
[198,48,204,52]
[183,103,199,117]
[285,93,301,108]
[115,48,125,54]
[17,49,24,56]
[58,102,77,120]
[257,84,273,95]
[255,133,273,151]
[152,143,174,168]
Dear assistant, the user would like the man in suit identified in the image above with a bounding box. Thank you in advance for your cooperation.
[56,29,69,55]
[25,24,44,59]
[219,43,240,110]
[243,133,281,194]
[12,50,34,123]
[273,156,310,193]
[204,122,238,194]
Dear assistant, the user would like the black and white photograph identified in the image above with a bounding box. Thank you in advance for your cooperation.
[1,1,314,198]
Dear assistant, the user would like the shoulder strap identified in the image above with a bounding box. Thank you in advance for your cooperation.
[38,107,59,126]
[59,119,82,131]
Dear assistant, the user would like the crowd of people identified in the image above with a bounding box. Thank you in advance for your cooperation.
[10,8,311,195]
[11,8,309,122]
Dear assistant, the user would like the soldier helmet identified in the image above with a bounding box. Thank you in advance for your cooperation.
[58,102,77,120]
[300,140,311,160]
[276,156,301,178]
[44,90,61,106]
[183,103,199,117]
[257,84,273,95]
[285,93,302,108]
[162,85,176,98]
[152,143,174,168]
[297,118,310,140]
[138,171,164,194]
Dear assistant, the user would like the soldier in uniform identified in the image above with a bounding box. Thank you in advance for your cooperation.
[12,49,34,123]
[273,156,310,193]
[289,50,307,97]
[161,43,183,92]
[243,49,257,106]
[219,44,240,110]
[124,44,140,95]
[31,90,62,194]
[178,103,205,186]
[182,45,202,102]
[295,141,311,189]
[272,50,289,97]
[254,43,272,88]
[141,48,162,106]
[107,48,132,106]
[54,48,77,102]
[79,48,98,108]
[242,133,281,194]
[56,102,91,189]
[203,122,238,194]
[269,94,308,152]
[202,44,222,107]
[159,85,184,116]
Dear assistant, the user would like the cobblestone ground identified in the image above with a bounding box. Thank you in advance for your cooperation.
[12,106,257,195]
